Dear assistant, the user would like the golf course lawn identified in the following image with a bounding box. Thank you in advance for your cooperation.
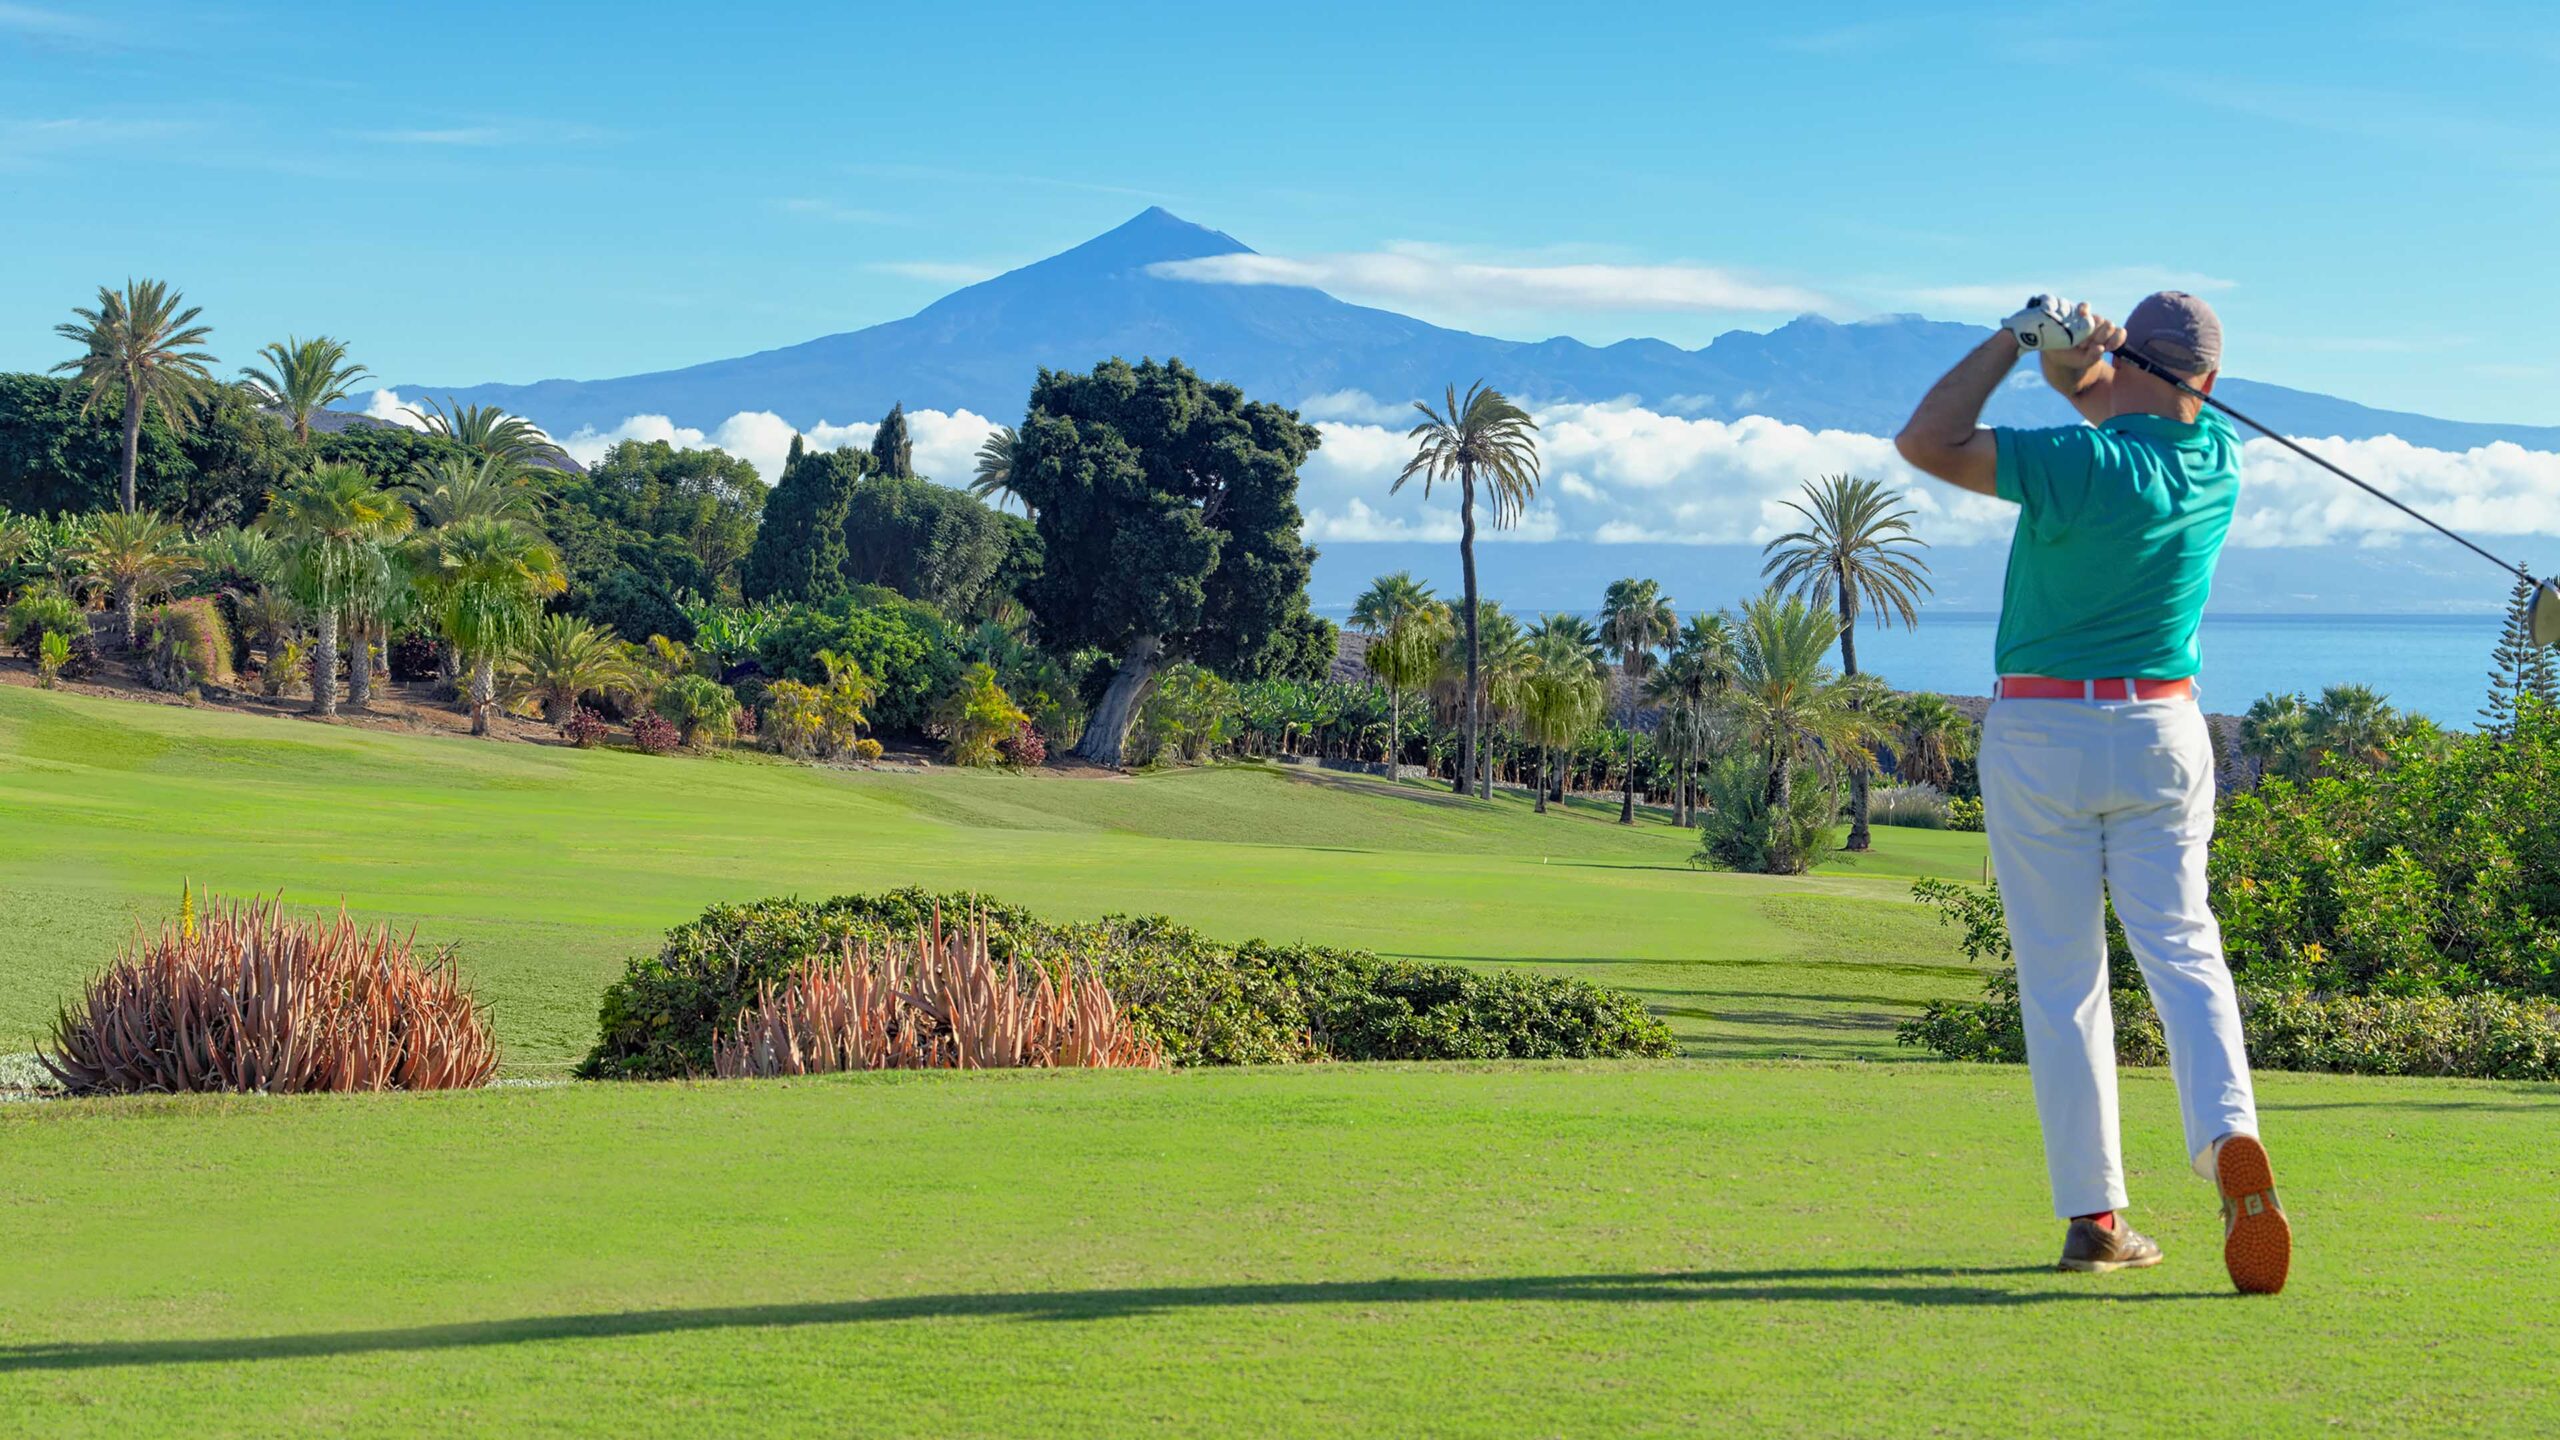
[0,683,1990,1072]
[7,683,2557,1437]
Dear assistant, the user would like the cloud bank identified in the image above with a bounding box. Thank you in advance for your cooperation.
[392,387,2560,559]
[1151,247,1832,315]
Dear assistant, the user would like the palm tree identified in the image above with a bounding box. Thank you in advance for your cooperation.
[1599,577,1677,823]
[412,516,566,735]
[1395,383,1541,798]
[403,396,565,473]
[1472,605,1536,795]
[2240,692,2314,785]
[240,336,370,445]
[2307,683,2399,771]
[1891,692,1976,792]
[1521,628,1607,815]
[72,509,195,646]
[265,463,413,718]
[402,454,543,527]
[1353,572,1438,767]
[1761,474,1933,852]
[51,280,219,511]
[504,613,640,724]
[1726,588,1886,872]
[968,425,1024,515]
[1645,612,1739,825]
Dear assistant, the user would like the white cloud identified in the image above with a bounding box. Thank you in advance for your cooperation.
[1905,267,2238,319]
[1153,247,1832,315]
[1297,389,1419,426]
[556,406,1003,486]
[362,389,429,429]
[549,398,2560,561]
[870,260,1005,285]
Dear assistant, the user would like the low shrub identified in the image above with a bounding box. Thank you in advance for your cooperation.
[630,710,681,754]
[1695,755,1841,876]
[732,704,758,740]
[6,586,99,681]
[40,891,499,1095]
[581,888,1679,1079]
[714,919,1161,1076]
[1866,782,1949,830]
[387,628,443,682]
[560,705,610,748]
[653,672,739,747]
[758,651,873,761]
[935,661,1027,766]
[139,597,232,693]
[1946,796,1985,832]
[998,720,1047,769]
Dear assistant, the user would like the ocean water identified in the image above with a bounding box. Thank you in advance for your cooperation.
[1818,613,2505,725]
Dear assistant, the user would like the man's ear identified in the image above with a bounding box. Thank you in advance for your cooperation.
[2195,370,2219,396]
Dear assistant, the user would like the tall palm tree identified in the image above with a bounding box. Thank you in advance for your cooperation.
[265,463,413,718]
[240,336,370,445]
[1891,692,1976,792]
[1472,604,1536,796]
[503,613,640,724]
[1726,589,1886,873]
[1645,612,1739,825]
[412,516,566,736]
[51,280,219,512]
[1761,473,1933,852]
[2239,691,2314,785]
[1522,628,1607,815]
[72,509,196,646]
[1395,383,1540,798]
[968,425,1024,515]
[403,396,565,473]
[1349,570,1433,637]
[1364,599,1450,771]
[402,454,543,527]
[1599,577,1677,823]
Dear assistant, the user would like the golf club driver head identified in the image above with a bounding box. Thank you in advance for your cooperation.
[2535,579,2560,648]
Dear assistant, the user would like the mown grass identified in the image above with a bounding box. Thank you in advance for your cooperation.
[0,685,1991,1072]
[5,1064,2555,1437]
[4,686,2557,1436]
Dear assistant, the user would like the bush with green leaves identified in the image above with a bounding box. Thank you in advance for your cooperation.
[138,597,231,693]
[651,673,739,747]
[5,585,98,681]
[1694,754,1841,876]
[1131,662,1241,767]
[1865,782,1949,830]
[1945,795,1985,832]
[754,596,960,737]
[580,888,1678,1080]
[933,661,1028,766]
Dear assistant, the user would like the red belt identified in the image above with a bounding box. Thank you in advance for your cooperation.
[1995,675,2197,702]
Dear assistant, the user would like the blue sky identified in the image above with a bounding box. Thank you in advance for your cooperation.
[4,0,2556,423]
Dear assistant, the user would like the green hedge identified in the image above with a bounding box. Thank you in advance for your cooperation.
[580,888,1676,1079]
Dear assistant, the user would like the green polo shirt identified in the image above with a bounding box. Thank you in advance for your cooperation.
[1991,409,2241,680]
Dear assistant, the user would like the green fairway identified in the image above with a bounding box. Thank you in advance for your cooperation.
[10,684,2553,1437]
[0,684,1990,1072]
[6,1063,2557,1437]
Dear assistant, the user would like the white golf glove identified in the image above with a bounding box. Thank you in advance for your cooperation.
[2004,295,2094,353]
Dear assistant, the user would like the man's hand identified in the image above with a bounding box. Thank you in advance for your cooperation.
[2004,295,2093,353]
[2037,301,2125,424]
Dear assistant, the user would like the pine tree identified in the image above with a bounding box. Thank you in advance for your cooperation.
[2480,572,2559,736]
[740,435,865,604]
[870,403,915,480]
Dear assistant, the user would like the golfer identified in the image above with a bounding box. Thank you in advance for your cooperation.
[1892,292,2290,1295]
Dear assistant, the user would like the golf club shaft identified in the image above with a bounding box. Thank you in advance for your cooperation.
[2110,347,2533,582]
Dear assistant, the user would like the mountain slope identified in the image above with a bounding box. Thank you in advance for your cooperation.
[408,208,2560,453]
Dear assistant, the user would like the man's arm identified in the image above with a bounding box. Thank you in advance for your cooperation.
[2040,302,2127,425]
[1893,331,2021,496]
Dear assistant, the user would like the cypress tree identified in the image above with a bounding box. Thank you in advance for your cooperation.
[739,435,865,604]
[870,403,915,480]
[2480,572,2559,736]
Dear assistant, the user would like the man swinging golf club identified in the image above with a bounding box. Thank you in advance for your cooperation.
[1894,291,2290,1294]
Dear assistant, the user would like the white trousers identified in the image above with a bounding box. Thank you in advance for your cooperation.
[1978,697,2258,1218]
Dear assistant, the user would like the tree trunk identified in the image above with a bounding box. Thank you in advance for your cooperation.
[113,578,138,648]
[437,645,460,702]
[469,655,496,736]
[1620,680,1638,824]
[1766,749,1795,874]
[347,617,373,710]
[1838,576,1871,852]
[1387,686,1400,770]
[1535,746,1550,814]
[1458,475,1480,798]
[1072,635,1163,768]
[311,610,340,718]
[119,387,142,513]
[545,694,572,726]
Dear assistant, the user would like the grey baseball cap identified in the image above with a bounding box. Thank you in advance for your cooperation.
[2124,291,2222,376]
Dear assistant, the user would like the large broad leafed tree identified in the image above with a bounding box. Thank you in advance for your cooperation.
[1010,357,1320,767]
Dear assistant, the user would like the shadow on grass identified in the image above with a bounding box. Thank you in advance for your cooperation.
[0,1266,2231,1371]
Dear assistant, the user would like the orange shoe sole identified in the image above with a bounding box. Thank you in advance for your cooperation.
[2217,1135,2292,1295]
